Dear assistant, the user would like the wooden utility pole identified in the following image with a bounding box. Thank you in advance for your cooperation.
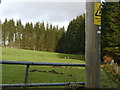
[85,1,101,88]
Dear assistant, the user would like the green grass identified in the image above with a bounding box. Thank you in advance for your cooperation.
[2,65,85,84]
[1,47,119,88]
[2,47,85,85]
[2,47,85,63]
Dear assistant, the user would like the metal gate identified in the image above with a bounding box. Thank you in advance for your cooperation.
[0,60,85,88]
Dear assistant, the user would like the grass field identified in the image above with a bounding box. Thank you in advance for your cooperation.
[1,47,119,88]
[2,48,85,85]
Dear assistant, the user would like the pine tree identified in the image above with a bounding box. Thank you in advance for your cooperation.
[45,24,53,52]
[64,15,85,54]
[2,19,8,47]
[7,19,16,48]
[24,22,34,50]
[56,26,65,53]
[15,20,24,48]
[51,25,57,52]
[101,2,120,64]
[0,20,2,46]
[44,23,49,51]
[29,22,34,50]
[39,22,45,51]
[34,22,40,50]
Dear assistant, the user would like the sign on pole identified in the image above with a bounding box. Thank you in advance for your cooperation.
[94,2,101,25]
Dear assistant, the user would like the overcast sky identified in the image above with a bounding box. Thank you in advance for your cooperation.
[0,0,86,29]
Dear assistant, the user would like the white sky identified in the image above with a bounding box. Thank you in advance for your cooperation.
[0,0,86,30]
[0,0,112,29]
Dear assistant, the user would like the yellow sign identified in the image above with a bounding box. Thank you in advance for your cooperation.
[94,2,101,25]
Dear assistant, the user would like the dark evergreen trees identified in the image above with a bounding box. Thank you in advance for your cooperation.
[101,2,120,64]
[34,22,40,51]
[7,19,16,47]
[56,26,65,53]
[64,15,85,54]
[1,15,85,54]
[2,19,8,47]
[44,23,52,51]
[15,20,24,49]
[38,22,45,51]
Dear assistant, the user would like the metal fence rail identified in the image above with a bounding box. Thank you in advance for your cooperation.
[0,60,85,67]
[0,82,85,87]
[0,60,85,88]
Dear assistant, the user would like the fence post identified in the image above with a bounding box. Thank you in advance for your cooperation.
[24,65,29,84]
[85,1,101,88]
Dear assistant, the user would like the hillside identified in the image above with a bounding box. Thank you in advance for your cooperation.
[2,47,85,86]
[2,47,85,64]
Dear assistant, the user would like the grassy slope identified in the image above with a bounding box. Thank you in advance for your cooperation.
[2,47,85,63]
[1,47,119,88]
[2,47,85,85]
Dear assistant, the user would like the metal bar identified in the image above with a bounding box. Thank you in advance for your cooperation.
[0,60,85,67]
[0,82,85,87]
[24,65,29,84]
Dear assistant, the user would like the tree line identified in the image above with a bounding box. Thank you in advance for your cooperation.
[2,15,85,54]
